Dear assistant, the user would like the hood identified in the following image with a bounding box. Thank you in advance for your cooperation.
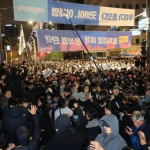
[99,114,119,138]
[86,119,99,128]
[9,106,27,118]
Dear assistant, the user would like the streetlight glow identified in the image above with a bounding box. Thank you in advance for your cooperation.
[29,21,33,24]
[49,22,52,24]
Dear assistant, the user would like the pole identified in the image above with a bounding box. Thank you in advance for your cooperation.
[10,39,12,62]
[33,39,36,62]
[0,14,3,63]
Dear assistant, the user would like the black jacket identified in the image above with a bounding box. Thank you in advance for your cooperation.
[13,115,41,150]
[24,88,37,105]
[44,129,87,150]
[1,106,31,143]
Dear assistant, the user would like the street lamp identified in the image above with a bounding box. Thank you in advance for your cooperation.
[49,22,52,24]
[29,21,33,24]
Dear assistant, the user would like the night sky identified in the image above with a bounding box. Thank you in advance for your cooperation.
[0,0,83,41]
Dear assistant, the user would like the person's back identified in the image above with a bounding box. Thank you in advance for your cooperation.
[1,97,30,143]
[44,115,87,150]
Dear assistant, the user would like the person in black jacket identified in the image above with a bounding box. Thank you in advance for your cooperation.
[10,67,27,98]
[44,114,87,150]
[6,105,41,150]
[85,109,101,141]
[1,97,31,144]
[24,82,37,105]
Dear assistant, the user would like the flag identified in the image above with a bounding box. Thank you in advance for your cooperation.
[19,25,26,55]
[27,22,43,51]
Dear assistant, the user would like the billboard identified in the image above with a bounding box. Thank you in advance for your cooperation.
[37,30,132,52]
[13,0,135,26]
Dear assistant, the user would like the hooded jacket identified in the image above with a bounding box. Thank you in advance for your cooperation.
[1,106,31,143]
[88,114,127,150]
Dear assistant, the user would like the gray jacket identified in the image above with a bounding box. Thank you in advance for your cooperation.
[88,114,127,150]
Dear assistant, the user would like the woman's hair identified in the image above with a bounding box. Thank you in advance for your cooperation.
[84,85,92,93]
[86,109,98,120]
[39,96,47,106]
[104,103,114,113]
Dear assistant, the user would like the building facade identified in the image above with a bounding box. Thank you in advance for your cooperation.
[84,0,146,57]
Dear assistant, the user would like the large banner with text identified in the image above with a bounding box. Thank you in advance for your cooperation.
[13,0,135,26]
[37,30,132,52]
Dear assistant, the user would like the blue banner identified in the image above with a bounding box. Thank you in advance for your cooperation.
[13,0,48,22]
[37,30,132,52]
[13,0,135,26]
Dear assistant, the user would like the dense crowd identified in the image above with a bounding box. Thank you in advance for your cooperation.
[0,58,149,150]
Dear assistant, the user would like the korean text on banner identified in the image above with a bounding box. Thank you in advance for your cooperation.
[99,7,135,26]
[48,0,135,26]
[13,0,48,22]
[37,30,132,52]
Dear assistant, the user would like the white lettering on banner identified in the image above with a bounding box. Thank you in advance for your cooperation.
[45,36,60,44]
[52,7,74,18]
[51,7,97,20]
[61,37,76,45]
[75,38,82,46]
[99,7,135,26]
[17,5,45,15]
[97,37,117,45]
[85,36,96,44]
[78,10,97,19]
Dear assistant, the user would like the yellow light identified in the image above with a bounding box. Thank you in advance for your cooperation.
[29,21,33,24]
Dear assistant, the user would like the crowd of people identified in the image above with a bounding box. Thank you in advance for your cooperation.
[0,58,149,150]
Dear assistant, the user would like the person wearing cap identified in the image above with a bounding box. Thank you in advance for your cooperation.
[89,114,127,150]
[44,115,87,150]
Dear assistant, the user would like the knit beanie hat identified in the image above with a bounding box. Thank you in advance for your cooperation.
[16,126,29,146]
[55,115,71,132]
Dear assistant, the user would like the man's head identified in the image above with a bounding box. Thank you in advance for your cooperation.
[19,98,29,108]
[113,86,120,96]
[131,111,145,128]
[4,89,12,99]
[53,93,59,102]
[55,115,71,133]
[64,87,71,97]
[8,97,19,107]
[27,82,34,90]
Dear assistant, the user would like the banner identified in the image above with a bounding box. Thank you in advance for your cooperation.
[48,1,135,26]
[37,30,132,52]
[27,22,43,51]
[13,0,135,26]
[13,0,48,22]
[19,25,26,55]
[42,68,52,78]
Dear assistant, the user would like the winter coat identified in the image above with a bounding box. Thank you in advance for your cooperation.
[13,115,41,150]
[44,129,87,150]
[88,114,127,150]
[85,118,101,141]
[130,122,150,150]
[1,106,31,143]
[55,106,73,120]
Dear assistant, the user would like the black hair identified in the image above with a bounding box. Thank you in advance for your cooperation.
[3,89,11,95]
[104,103,114,113]
[8,97,19,107]
[86,109,98,121]
[39,96,47,105]
[46,92,53,97]
[100,89,107,96]
[64,87,71,93]
[53,93,59,98]
[19,98,28,104]
[57,98,67,108]
[84,85,92,93]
